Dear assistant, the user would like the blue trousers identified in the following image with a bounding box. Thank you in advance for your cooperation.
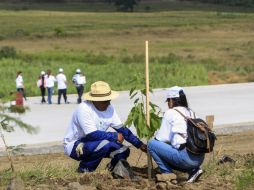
[148,139,204,174]
[70,139,130,172]
[47,87,53,104]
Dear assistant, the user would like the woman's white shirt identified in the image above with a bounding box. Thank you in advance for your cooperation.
[16,75,23,88]
[45,75,56,88]
[155,106,193,149]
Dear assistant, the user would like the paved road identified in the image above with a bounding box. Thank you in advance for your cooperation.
[1,82,254,148]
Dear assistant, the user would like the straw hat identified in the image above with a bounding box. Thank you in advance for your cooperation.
[84,81,119,101]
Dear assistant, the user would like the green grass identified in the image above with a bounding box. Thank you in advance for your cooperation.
[0,51,208,97]
[0,11,253,39]
[0,1,253,98]
[235,157,254,190]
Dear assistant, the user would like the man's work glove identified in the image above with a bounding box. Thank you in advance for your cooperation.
[76,142,84,157]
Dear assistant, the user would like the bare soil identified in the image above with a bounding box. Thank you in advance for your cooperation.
[1,130,254,190]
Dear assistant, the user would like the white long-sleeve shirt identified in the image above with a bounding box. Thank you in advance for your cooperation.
[155,106,194,149]
[56,73,67,89]
[16,75,24,88]
[63,101,122,155]
[45,75,56,88]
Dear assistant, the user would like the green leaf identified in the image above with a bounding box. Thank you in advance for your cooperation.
[129,87,136,96]
[130,91,138,99]
[134,98,139,104]
[141,88,146,96]
[0,113,38,134]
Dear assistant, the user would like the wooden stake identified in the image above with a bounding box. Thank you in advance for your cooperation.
[206,115,214,129]
[145,40,152,180]
[145,40,150,129]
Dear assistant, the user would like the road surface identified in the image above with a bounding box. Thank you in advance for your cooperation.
[1,82,254,149]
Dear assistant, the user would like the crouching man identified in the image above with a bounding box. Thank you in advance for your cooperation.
[63,81,147,173]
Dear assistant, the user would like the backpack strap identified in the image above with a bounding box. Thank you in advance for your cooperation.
[174,109,206,133]
[174,108,190,120]
[174,109,212,152]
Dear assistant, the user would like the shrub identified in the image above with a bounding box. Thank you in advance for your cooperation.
[54,27,65,37]
[0,46,17,59]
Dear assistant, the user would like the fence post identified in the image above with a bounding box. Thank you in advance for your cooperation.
[206,115,214,129]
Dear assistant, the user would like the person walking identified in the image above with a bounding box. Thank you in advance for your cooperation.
[37,71,46,104]
[63,81,147,173]
[45,69,56,104]
[72,69,86,104]
[148,86,205,183]
[56,68,69,104]
[15,71,27,101]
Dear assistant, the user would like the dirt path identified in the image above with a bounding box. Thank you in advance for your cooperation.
[0,130,254,190]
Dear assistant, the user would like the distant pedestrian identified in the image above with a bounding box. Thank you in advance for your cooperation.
[72,69,86,104]
[56,68,69,104]
[15,71,27,101]
[37,71,46,104]
[45,69,56,104]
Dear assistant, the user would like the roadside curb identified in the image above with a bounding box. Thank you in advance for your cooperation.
[214,122,254,135]
[0,122,254,157]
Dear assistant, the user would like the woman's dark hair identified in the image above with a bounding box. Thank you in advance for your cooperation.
[47,69,51,76]
[168,90,189,108]
[16,71,22,78]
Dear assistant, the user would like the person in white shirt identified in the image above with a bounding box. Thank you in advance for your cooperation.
[45,69,56,104]
[148,86,205,183]
[37,71,46,104]
[63,81,147,173]
[72,69,86,104]
[15,71,27,101]
[56,68,69,104]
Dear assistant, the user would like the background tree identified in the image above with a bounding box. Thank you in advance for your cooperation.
[113,0,140,12]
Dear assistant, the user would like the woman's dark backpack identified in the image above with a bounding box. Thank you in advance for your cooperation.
[174,109,216,154]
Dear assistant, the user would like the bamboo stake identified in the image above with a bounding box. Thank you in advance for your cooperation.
[145,41,150,127]
[145,40,152,180]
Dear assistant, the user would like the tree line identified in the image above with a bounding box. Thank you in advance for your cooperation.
[0,0,141,11]
[184,0,254,7]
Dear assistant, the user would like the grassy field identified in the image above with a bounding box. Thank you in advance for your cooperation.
[0,0,253,97]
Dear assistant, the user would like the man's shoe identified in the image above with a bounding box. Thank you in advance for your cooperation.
[76,167,90,173]
[112,159,134,179]
[106,162,114,172]
[187,168,203,183]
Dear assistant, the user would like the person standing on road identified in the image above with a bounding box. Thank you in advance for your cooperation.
[56,68,69,104]
[72,69,86,104]
[37,71,46,104]
[148,86,205,183]
[45,69,56,104]
[15,71,27,101]
[63,81,147,173]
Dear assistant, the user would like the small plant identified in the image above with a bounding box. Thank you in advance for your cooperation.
[125,74,162,139]
[0,98,37,173]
